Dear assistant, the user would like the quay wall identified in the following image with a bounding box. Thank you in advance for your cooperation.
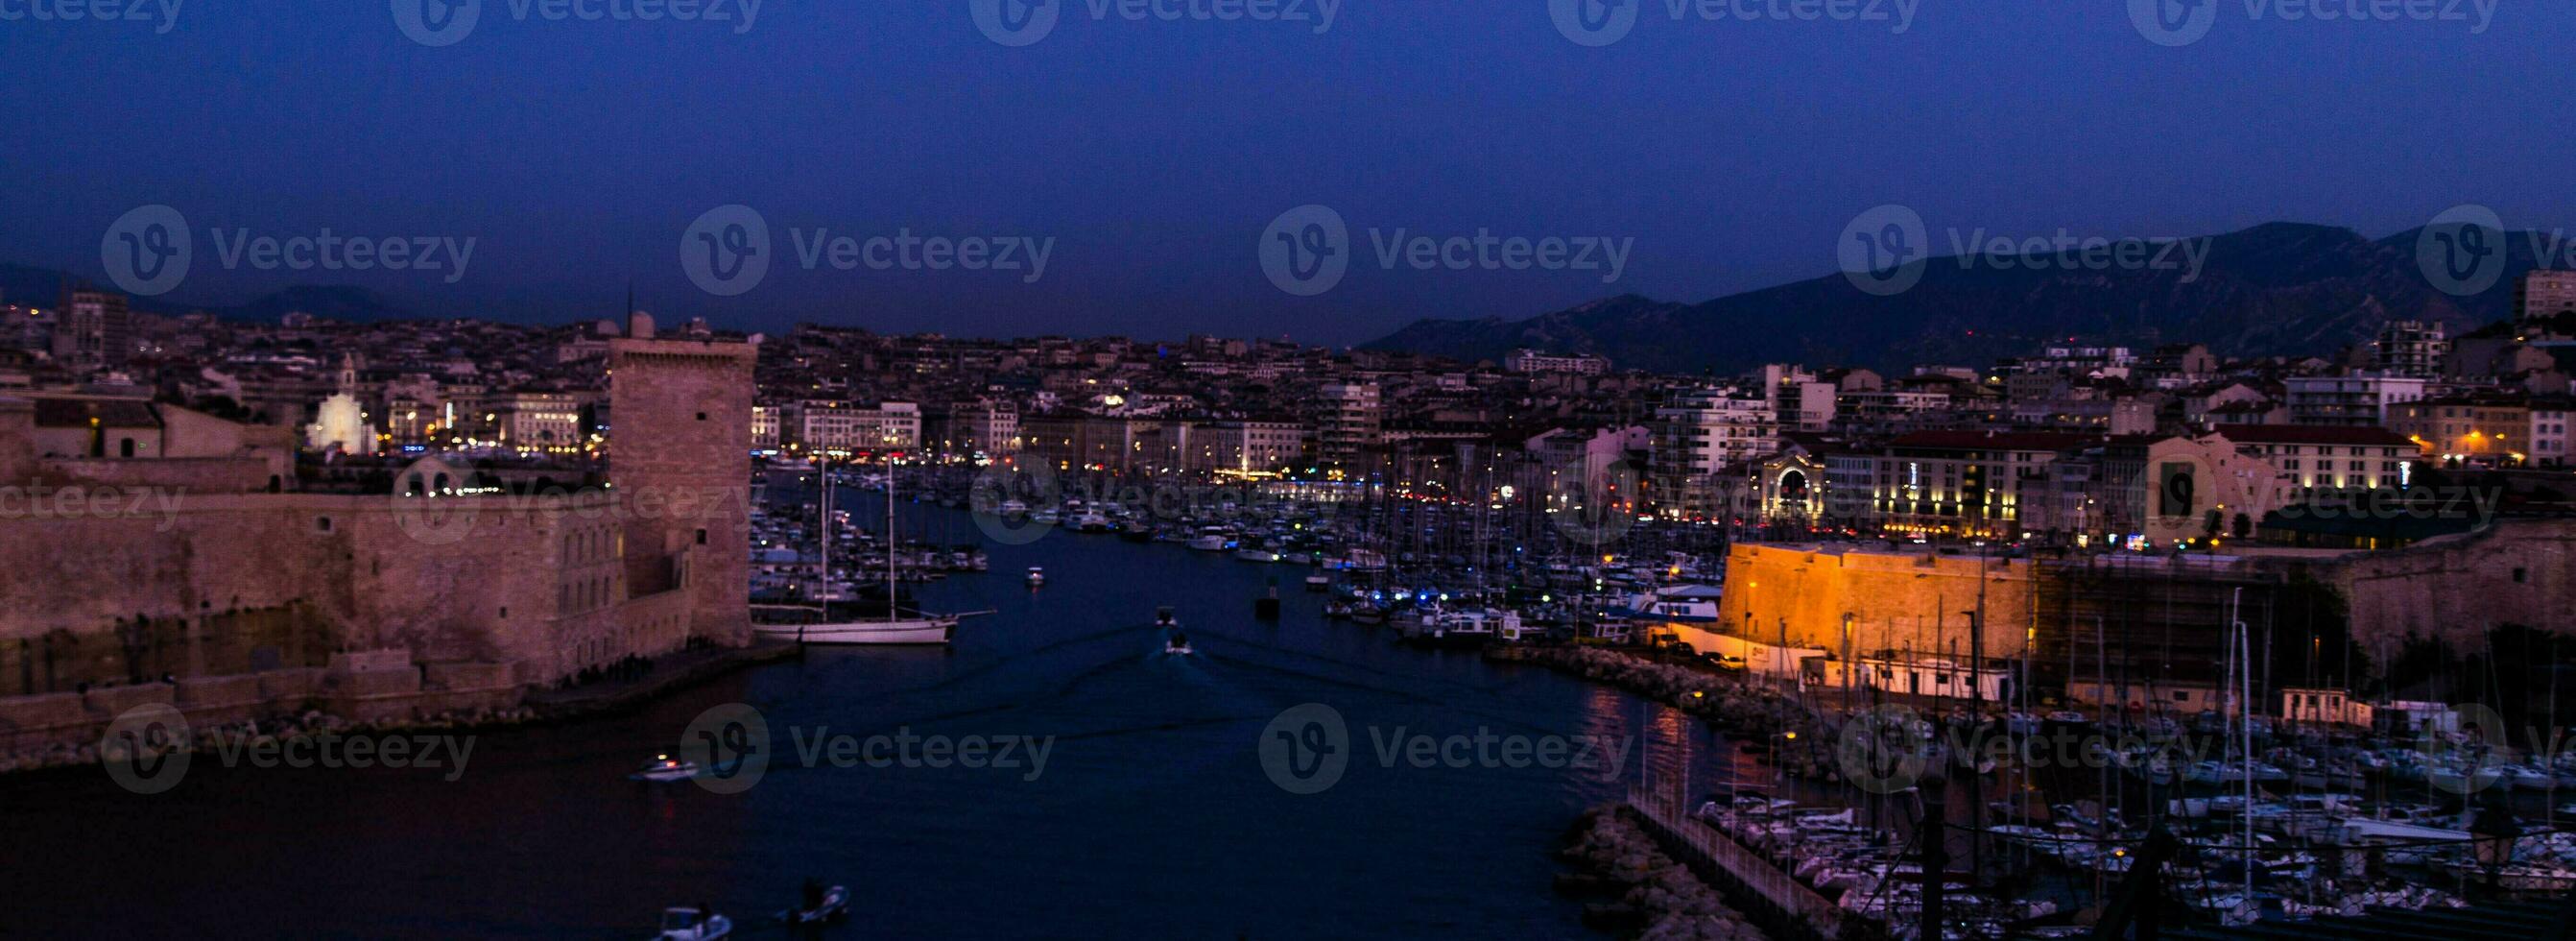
[0,658,525,758]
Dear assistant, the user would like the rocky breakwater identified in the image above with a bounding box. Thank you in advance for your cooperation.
[1488,645,1844,775]
[1557,805,1768,941]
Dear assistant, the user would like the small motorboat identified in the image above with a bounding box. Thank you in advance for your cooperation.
[1154,606,1181,630]
[630,754,699,783]
[1164,631,1194,656]
[776,882,849,926]
[1025,567,1045,587]
[652,906,731,940]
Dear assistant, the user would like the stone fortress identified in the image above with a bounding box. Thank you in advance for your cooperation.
[1698,519,2570,707]
[0,314,753,752]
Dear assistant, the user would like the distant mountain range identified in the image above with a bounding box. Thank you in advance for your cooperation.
[0,264,416,322]
[1363,223,2560,374]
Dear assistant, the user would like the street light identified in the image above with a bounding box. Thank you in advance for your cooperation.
[2470,791,2524,893]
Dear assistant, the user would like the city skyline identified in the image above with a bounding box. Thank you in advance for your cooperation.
[11,3,2576,937]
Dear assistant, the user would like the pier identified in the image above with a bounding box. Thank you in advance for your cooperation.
[1626,779,1856,941]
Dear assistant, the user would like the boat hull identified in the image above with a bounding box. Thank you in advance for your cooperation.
[751,619,955,645]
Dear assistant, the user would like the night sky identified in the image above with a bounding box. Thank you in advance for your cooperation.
[3,2,2567,344]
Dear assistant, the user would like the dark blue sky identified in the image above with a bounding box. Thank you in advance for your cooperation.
[4,2,2568,345]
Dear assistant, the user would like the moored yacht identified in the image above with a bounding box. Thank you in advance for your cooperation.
[751,604,959,645]
[751,453,968,647]
[630,754,698,782]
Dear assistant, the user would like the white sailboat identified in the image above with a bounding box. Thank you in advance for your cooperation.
[753,453,963,646]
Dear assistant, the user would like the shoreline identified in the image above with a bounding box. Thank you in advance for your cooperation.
[0,639,799,780]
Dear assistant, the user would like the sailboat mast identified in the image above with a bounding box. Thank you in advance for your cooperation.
[887,452,897,624]
[818,450,830,603]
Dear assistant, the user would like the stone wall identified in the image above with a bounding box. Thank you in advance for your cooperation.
[1714,543,2037,663]
[608,337,756,644]
[2292,518,2575,648]
[0,492,632,691]
[0,336,759,755]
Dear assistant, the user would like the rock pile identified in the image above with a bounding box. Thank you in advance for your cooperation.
[1491,645,1811,734]
[1560,805,1768,941]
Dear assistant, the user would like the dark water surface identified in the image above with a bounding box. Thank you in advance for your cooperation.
[5,504,1740,939]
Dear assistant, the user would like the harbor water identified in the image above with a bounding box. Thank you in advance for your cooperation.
[2,501,1744,939]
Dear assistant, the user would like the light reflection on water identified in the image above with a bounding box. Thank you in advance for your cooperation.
[4,500,1743,939]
